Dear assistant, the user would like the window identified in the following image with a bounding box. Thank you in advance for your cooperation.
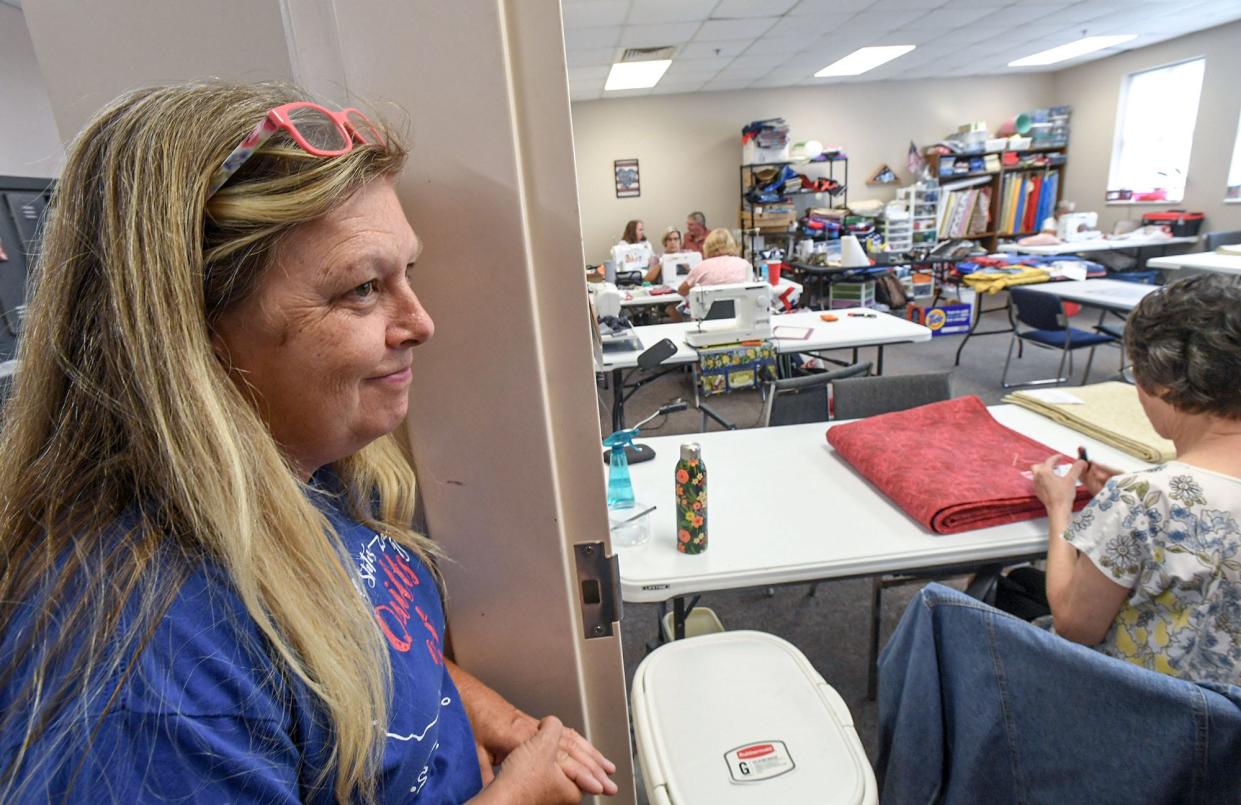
[1227,109,1241,202]
[1106,58,1205,204]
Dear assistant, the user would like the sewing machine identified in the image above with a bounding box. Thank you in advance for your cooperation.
[659,251,701,286]
[587,281,622,319]
[684,283,772,347]
[1057,212,1101,242]
[610,242,653,285]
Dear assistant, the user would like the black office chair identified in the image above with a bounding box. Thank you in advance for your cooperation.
[760,361,872,427]
[1203,229,1241,251]
[1000,287,1115,388]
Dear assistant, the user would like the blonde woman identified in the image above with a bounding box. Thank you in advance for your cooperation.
[670,228,754,320]
[0,83,614,803]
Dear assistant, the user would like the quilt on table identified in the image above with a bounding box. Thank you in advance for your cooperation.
[826,395,1090,534]
[1003,382,1174,463]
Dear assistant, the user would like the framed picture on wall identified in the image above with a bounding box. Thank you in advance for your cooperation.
[614,159,640,198]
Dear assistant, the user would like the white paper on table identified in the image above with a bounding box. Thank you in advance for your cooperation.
[1022,389,1085,405]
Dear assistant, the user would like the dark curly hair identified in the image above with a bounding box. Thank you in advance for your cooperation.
[1125,273,1241,418]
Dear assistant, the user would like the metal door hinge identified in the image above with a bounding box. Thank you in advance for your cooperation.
[573,542,622,639]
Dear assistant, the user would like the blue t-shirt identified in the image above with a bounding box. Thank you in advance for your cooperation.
[0,493,482,803]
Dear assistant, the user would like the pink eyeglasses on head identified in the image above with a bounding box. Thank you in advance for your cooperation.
[206,101,384,199]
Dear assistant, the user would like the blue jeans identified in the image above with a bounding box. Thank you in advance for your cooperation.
[877,583,1241,804]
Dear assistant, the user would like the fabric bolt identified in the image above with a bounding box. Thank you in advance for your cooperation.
[1004,381,1176,463]
[878,583,1241,805]
[1063,463,1241,686]
[961,266,1050,294]
[0,481,481,803]
[683,255,752,289]
[826,395,1090,533]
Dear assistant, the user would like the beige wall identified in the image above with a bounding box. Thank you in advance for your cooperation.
[570,74,1056,262]
[1051,19,1241,235]
[0,6,61,177]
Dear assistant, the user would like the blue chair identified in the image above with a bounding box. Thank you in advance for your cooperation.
[1001,287,1116,388]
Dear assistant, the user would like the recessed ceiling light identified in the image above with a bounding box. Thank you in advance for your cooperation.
[815,45,916,78]
[605,60,672,91]
[1008,35,1136,67]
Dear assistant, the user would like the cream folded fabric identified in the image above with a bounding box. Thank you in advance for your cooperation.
[1003,381,1175,463]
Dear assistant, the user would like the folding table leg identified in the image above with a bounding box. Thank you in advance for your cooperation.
[867,576,882,701]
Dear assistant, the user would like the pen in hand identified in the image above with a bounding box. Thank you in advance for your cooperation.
[1077,446,1091,472]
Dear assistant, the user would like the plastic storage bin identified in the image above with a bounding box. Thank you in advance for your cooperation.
[632,631,877,805]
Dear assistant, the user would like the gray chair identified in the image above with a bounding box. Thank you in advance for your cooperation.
[832,371,954,421]
[1203,229,1241,251]
[827,371,958,701]
[760,361,872,427]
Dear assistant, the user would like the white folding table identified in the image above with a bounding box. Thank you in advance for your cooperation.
[998,235,1197,256]
[1019,278,1158,313]
[616,405,1149,604]
[595,309,932,431]
[1146,251,1241,276]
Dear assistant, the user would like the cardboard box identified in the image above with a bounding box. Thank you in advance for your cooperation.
[741,204,797,230]
[905,299,972,336]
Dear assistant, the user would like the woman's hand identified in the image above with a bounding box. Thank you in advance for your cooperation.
[471,717,581,805]
[449,660,617,796]
[1077,450,1121,496]
[487,710,618,796]
[1030,455,1086,516]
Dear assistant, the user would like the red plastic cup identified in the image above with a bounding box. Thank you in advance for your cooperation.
[768,261,781,285]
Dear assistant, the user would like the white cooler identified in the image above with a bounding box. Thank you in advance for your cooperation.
[631,631,878,805]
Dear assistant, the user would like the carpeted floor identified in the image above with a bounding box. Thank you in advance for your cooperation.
[601,294,1128,794]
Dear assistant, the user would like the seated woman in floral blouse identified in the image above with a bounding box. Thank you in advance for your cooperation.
[1030,273,1241,686]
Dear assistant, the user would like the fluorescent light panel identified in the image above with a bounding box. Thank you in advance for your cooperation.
[815,45,915,77]
[605,59,672,91]
[1008,35,1136,67]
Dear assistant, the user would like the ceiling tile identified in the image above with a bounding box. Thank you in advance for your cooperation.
[912,5,1002,27]
[844,10,926,31]
[620,21,702,47]
[765,12,856,35]
[869,0,950,8]
[563,26,622,49]
[744,31,823,53]
[936,0,1010,6]
[566,48,616,67]
[695,17,779,40]
[712,0,799,17]
[562,1,630,29]
[568,65,611,81]
[627,0,718,24]
[789,0,878,14]
[984,4,1072,25]
[720,54,788,75]
[664,55,732,74]
[679,39,752,58]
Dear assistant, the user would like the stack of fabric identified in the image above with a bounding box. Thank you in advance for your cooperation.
[1003,382,1174,463]
[826,395,1089,534]
[960,265,1050,294]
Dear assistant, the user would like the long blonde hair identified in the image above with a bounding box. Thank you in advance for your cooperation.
[0,82,438,802]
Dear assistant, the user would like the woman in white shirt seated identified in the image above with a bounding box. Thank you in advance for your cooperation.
[670,228,753,320]
[1029,273,1241,686]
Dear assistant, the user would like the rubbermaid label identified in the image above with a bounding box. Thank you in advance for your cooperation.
[724,740,795,783]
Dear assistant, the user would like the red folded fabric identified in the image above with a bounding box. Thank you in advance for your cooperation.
[826,395,1089,534]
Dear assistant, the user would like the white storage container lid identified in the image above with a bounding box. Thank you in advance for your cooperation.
[631,630,877,805]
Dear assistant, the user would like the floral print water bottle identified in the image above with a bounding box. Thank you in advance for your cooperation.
[675,443,707,554]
